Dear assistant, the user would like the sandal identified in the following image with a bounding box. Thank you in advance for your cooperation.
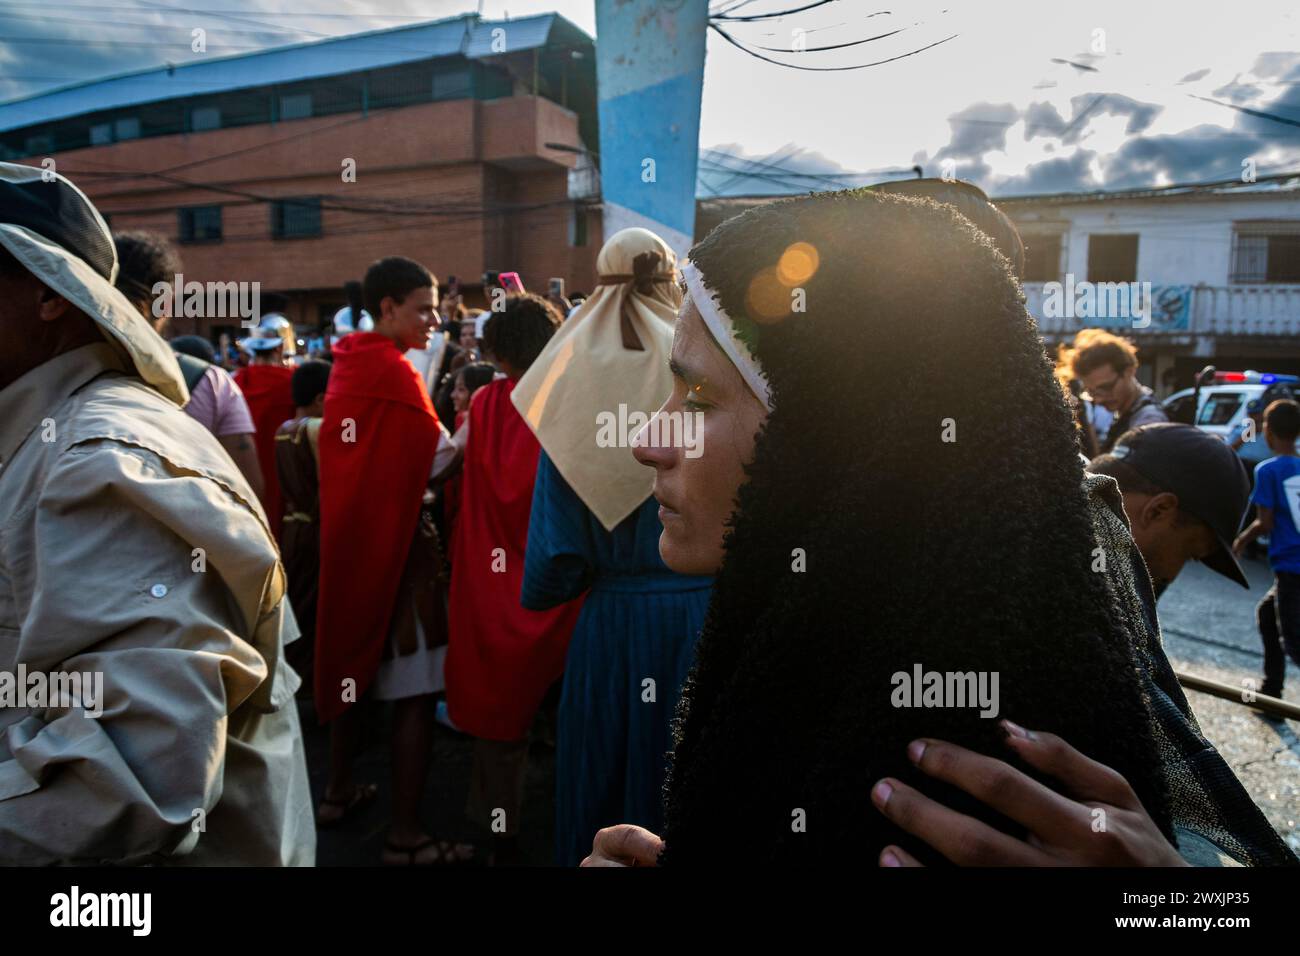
[382,837,476,867]
[315,782,379,829]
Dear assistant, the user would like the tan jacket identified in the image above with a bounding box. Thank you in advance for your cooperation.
[0,342,315,865]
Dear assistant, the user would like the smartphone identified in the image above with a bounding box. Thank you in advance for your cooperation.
[548,277,565,298]
[499,271,525,295]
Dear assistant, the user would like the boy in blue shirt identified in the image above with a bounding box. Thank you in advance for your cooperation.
[1234,399,1300,698]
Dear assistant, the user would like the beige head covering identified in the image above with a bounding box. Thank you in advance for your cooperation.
[0,162,188,406]
[512,227,681,531]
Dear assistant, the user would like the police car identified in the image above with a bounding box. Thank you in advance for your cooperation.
[1162,371,1299,469]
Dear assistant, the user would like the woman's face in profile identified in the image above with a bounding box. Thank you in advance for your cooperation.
[633,296,768,575]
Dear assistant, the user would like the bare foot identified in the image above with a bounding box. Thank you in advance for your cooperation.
[315,782,378,827]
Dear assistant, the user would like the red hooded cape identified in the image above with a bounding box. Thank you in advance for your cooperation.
[445,377,584,741]
[233,363,296,541]
[315,332,439,722]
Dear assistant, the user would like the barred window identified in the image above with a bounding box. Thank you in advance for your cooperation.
[369,62,435,110]
[114,117,141,141]
[179,205,222,243]
[432,64,472,100]
[1232,221,1300,283]
[191,107,221,132]
[271,197,322,239]
[279,93,312,120]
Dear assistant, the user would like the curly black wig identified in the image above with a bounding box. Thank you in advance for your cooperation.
[480,293,561,373]
[660,189,1172,865]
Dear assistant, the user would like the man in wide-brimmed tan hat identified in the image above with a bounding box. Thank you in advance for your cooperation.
[0,161,314,865]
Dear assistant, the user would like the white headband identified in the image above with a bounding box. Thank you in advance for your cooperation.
[681,261,772,410]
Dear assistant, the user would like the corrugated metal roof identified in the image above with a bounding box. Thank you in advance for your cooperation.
[0,13,574,134]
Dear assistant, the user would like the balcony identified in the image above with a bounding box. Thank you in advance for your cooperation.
[1024,281,1300,339]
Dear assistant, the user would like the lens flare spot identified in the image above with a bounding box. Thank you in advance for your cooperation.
[776,242,819,286]
[745,267,790,324]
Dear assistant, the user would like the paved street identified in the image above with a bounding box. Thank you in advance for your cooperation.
[1158,556,1300,853]
[300,698,559,867]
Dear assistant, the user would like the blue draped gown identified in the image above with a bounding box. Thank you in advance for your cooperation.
[522,452,712,866]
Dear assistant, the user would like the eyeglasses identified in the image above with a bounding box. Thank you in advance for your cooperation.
[1087,374,1124,397]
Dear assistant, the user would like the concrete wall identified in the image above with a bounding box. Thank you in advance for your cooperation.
[1009,193,1300,394]
[1009,194,1300,285]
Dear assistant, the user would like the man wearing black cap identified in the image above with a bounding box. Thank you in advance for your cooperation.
[0,161,313,864]
[1088,422,1253,598]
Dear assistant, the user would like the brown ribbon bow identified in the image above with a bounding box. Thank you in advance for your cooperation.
[593,251,677,352]
[595,251,675,295]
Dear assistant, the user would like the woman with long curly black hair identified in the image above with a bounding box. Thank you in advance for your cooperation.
[589,188,1194,866]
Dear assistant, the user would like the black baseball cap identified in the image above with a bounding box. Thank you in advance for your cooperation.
[1106,422,1251,588]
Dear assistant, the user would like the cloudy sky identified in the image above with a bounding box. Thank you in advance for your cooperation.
[2,0,1297,197]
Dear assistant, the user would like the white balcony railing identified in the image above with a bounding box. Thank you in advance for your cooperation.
[1193,284,1300,337]
[1024,282,1300,337]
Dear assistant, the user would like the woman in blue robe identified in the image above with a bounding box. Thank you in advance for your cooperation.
[511,227,710,866]
[524,453,710,866]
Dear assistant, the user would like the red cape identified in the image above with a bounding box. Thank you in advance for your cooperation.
[315,333,439,722]
[233,364,296,542]
[445,377,584,740]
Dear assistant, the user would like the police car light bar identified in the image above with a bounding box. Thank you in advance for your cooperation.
[1214,371,1300,384]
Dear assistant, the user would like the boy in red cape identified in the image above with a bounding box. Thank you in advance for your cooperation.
[315,257,468,865]
[233,327,295,540]
[446,294,584,862]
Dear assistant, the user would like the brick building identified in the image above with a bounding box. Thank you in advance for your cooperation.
[0,13,603,340]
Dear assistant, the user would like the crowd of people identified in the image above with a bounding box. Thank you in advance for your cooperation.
[1,159,1298,868]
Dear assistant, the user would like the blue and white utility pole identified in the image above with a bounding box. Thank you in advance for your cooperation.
[594,0,708,259]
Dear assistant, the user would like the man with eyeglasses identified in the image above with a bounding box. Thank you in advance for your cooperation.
[1063,329,1168,453]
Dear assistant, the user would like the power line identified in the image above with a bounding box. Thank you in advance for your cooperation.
[105,197,581,247]
[710,0,767,16]
[0,35,278,50]
[61,155,584,220]
[132,0,336,41]
[710,20,959,72]
[711,0,843,22]
[750,27,905,54]
[1191,93,1300,131]
[699,149,895,190]
[705,142,804,193]
[0,10,317,41]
